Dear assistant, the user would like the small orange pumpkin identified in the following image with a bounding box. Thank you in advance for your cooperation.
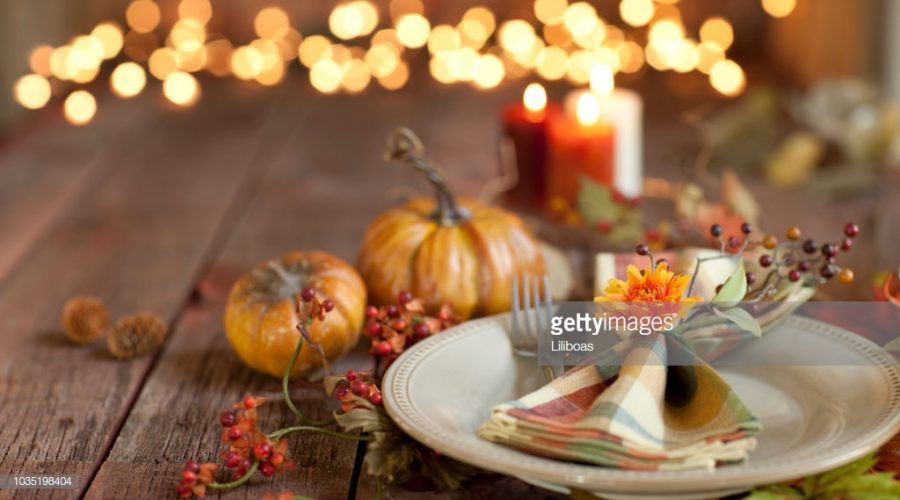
[225,251,366,377]
[357,128,545,319]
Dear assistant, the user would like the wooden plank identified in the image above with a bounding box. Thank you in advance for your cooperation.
[0,83,292,499]
[85,77,431,499]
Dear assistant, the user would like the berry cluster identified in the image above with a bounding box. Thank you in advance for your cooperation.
[218,396,293,480]
[176,461,218,499]
[363,291,460,373]
[332,369,383,410]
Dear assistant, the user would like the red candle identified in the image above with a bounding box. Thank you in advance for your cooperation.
[501,83,560,208]
[546,91,615,205]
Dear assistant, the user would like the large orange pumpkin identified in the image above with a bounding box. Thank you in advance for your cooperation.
[225,251,366,378]
[357,128,545,319]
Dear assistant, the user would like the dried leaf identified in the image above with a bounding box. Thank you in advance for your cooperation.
[722,170,760,227]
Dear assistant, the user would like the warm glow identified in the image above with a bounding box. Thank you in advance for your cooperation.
[330,3,361,40]
[179,0,213,25]
[354,1,379,36]
[543,23,572,47]
[256,62,286,86]
[49,46,75,80]
[563,3,599,38]
[389,0,424,21]
[69,37,104,83]
[498,20,537,55]
[396,14,431,49]
[594,46,621,73]
[126,0,161,34]
[64,90,97,125]
[255,7,291,39]
[616,41,645,73]
[91,22,124,59]
[523,83,547,113]
[460,7,496,45]
[231,45,265,80]
[762,0,797,18]
[619,0,654,27]
[379,60,409,89]
[298,36,332,68]
[163,71,200,106]
[566,50,595,84]
[575,91,600,126]
[471,54,504,89]
[573,24,607,50]
[536,45,568,80]
[148,48,179,80]
[202,39,231,76]
[670,39,699,73]
[29,45,54,77]
[123,31,159,62]
[310,59,344,93]
[170,19,206,54]
[649,19,684,43]
[342,58,371,93]
[365,45,399,77]
[696,42,724,74]
[110,62,147,97]
[428,24,461,54]
[700,17,734,51]
[589,64,614,95]
[534,0,568,26]
[14,74,52,109]
[710,59,746,96]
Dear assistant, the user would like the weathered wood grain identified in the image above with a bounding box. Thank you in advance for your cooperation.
[0,84,292,499]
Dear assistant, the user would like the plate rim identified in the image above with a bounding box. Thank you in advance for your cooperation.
[383,313,900,493]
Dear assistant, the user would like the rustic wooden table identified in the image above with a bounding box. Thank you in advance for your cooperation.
[0,75,896,499]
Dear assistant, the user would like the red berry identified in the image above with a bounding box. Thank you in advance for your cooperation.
[745,272,756,285]
[365,320,382,337]
[220,411,237,428]
[183,460,200,473]
[612,190,627,204]
[821,243,837,258]
[710,224,723,238]
[715,284,724,294]
[727,236,740,248]
[253,442,272,460]
[259,461,275,477]
[345,369,357,381]
[629,197,641,208]
[227,427,243,441]
[844,222,859,238]
[365,305,378,318]
[840,238,853,251]
[376,340,392,356]
[398,291,413,304]
[386,305,399,318]
[223,451,241,468]
[176,483,191,496]
[656,258,669,268]
[392,319,407,331]
[334,382,351,400]
[802,239,817,254]
[351,380,370,397]
[437,310,449,321]
[645,228,660,242]
[243,396,256,409]
[740,222,753,234]
[321,299,335,312]
[182,470,197,483]
[369,392,383,405]
[270,453,284,466]
[820,264,836,279]
[300,287,316,302]
[759,254,774,267]
[788,270,801,282]
[596,220,612,233]
[239,458,252,471]
[635,244,649,256]
[797,260,810,272]
[413,323,430,339]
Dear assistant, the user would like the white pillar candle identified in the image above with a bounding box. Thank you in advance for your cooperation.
[564,88,644,198]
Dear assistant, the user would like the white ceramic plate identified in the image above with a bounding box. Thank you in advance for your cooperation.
[383,314,900,497]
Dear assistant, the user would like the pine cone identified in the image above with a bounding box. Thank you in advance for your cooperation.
[107,313,167,359]
[61,296,109,344]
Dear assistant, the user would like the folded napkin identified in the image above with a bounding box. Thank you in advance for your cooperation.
[478,334,761,471]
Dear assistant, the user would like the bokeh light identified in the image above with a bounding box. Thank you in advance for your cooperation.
[700,17,734,51]
[523,82,547,112]
[310,59,344,93]
[536,45,568,80]
[126,0,161,34]
[298,35,332,68]
[255,7,290,40]
[179,0,213,25]
[110,61,147,97]
[205,39,233,77]
[762,0,797,18]
[499,20,537,55]
[28,45,54,77]
[91,22,125,59]
[619,0,654,27]
[365,45,399,78]
[396,13,430,48]
[378,60,409,89]
[563,3,599,38]
[14,74,52,109]
[534,0,568,26]
[163,71,200,106]
[471,54,504,89]
[590,64,614,95]
[64,90,97,125]
[149,48,179,80]
[710,59,746,96]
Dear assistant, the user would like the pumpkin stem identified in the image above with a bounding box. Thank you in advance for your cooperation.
[385,127,469,225]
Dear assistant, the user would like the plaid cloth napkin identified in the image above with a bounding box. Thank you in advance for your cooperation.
[478,334,761,471]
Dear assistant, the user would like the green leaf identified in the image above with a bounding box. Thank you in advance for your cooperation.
[744,484,803,500]
[712,258,747,304]
[576,176,617,225]
[712,306,761,337]
[748,453,900,500]
[884,336,900,354]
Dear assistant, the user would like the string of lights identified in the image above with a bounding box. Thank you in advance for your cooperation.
[11,0,798,126]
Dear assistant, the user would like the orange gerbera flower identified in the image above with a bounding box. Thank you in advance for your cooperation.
[595,262,703,303]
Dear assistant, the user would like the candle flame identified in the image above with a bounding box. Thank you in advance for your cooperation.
[523,82,546,113]
[590,65,614,95]
[575,91,600,126]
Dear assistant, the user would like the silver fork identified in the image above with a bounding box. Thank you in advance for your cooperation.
[511,274,556,383]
